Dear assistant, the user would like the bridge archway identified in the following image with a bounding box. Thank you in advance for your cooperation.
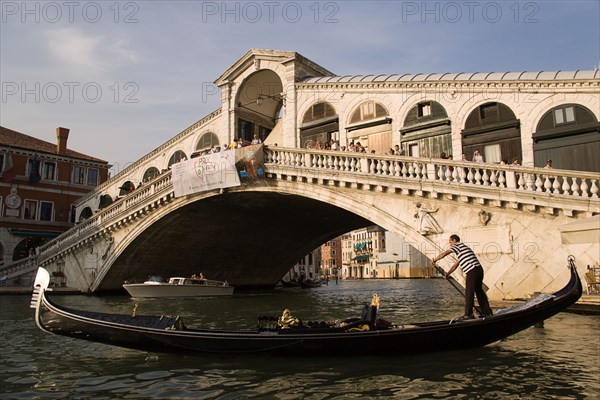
[97,187,376,290]
[235,69,284,144]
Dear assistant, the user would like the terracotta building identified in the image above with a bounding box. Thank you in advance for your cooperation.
[320,237,342,278]
[0,126,110,266]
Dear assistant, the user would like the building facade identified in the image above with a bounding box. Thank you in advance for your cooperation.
[0,127,110,268]
[340,225,434,279]
[286,246,321,283]
[320,238,342,278]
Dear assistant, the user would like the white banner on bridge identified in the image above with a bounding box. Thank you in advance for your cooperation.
[172,150,240,197]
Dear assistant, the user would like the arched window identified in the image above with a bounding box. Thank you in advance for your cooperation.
[349,100,389,124]
[78,207,93,222]
[302,101,337,124]
[142,167,160,182]
[168,150,187,168]
[533,104,599,171]
[118,181,135,196]
[196,132,219,152]
[401,100,451,158]
[347,101,391,155]
[461,102,521,164]
[300,101,338,148]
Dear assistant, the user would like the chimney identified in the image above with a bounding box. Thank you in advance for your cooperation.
[56,127,70,155]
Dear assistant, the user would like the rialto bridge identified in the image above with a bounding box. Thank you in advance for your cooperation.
[15,146,599,300]
[4,49,599,299]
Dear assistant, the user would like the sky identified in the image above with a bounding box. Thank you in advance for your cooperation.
[1,0,599,173]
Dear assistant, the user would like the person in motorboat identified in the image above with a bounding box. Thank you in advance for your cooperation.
[432,234,493,320]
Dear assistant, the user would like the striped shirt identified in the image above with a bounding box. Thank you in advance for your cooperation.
[450,242,481,274]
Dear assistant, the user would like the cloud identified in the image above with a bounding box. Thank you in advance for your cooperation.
[44,28,138,75]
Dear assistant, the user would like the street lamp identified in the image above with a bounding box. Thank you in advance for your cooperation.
[255,93,286,107]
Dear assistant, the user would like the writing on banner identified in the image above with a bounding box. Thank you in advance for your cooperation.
[172,150,240,197]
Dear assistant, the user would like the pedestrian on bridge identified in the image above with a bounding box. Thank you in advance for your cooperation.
[431,234,493,320]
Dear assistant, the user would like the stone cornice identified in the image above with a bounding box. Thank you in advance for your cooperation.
[295,79,600,93]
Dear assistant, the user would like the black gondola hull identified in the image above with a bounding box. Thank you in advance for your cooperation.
[31,261,582,356]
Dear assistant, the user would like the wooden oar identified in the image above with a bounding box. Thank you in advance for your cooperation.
[433,264,482,316]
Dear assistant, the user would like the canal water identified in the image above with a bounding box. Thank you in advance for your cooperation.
[1,278,598,399]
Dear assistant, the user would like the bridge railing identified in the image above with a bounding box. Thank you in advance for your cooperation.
[264,147,600,198]
[0,255,38,282]
[38,171,175,265]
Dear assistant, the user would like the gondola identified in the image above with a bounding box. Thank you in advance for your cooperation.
[30,258,582,356]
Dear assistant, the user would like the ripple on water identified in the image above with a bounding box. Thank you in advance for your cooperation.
[1,283,598,400]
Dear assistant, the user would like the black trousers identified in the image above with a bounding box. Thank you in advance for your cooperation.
[465,267,493,317]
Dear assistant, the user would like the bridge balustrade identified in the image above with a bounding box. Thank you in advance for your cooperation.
[40,172,174,264]
[265,147,599,198]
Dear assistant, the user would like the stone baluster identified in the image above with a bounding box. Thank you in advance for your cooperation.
[445,166,452,182]
[482,169,490,186]
[517,173,525,189]
[451,166,458,182]
[581,179,589,197]
[458,166,466,183]
[543,176,552,192]
[490,170,498,187]
[394,161,401,176]
[474,168,482,185]
[383,160,390,176]
[401,162,408,177]
[408,163,415,178]
[415,163,422,179]
[552,177,561,194]
[561,177,571,195]
[437,165,444,181]
[534,175,544,192]
[570,178,581,196]
[497,170,506,188]
[591,180,599,198]
[467,168,474,184]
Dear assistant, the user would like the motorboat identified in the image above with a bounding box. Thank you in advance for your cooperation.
[31,257,581,356]
[122,276,234,298]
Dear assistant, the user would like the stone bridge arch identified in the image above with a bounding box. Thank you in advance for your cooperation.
[91,181,442,293]
[36,147,599,300]
[87,177,585,300]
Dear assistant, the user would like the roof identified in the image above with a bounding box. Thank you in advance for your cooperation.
[0,126,108,164]
[301,70,600,84]
[214,48,335,86]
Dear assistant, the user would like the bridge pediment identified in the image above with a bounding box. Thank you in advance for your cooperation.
[214,48,335,87]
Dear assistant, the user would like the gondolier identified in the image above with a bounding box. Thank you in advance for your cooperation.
[432,234,494,320]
